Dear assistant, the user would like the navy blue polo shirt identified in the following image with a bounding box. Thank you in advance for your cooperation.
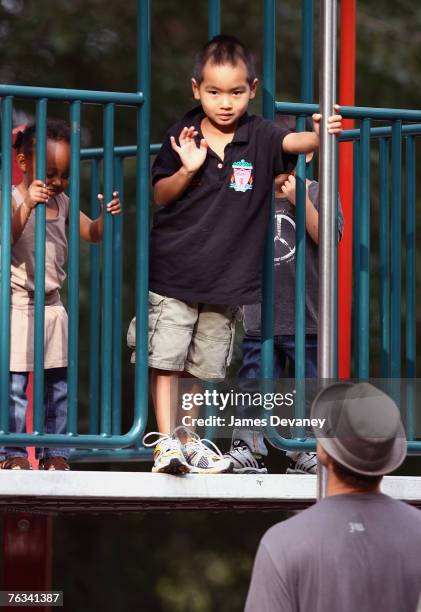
[150,106,296,305]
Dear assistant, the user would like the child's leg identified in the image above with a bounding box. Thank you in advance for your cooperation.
[150,369,202,434]
[0,372,29,461]
[150,368,179,434]
[37,367,69,460]
[233,335,285,456]
[278,334,318,378]
[147,292,200,435]
[143,296,234,474]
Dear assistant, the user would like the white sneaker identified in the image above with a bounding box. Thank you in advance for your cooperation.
[173,426,233,474]
[224,439,268,474]
[286,451,317,474]
[143,432,190,475]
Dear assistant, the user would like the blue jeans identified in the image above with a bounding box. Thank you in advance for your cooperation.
[234,334,318,455]
[0,367,70,460]
[239,334,318,379]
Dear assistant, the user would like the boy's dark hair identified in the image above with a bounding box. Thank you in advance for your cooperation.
[14,119,70,157]
[194,35,256,84]
[331,458,383,491]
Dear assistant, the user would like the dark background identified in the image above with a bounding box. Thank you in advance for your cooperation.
[1,1,421,610]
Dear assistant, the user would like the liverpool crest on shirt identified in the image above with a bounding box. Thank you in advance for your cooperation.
[230,159,254,192]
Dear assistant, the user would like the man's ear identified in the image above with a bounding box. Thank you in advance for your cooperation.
[316,442,331,468]
[191,78,201,101]
[249,78,259,100]
[16,152,27,173]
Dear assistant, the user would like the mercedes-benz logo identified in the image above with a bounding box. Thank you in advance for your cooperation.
[274,213,295,262]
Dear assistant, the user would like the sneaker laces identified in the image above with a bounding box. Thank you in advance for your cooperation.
[143,431,179,450]
[226,444,250,460]
[173,426,224,459]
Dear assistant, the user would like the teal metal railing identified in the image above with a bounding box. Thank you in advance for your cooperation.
[0,0,151,453]
[267,101,421,453]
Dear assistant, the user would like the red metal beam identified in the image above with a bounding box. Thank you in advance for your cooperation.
[338,0,356,378]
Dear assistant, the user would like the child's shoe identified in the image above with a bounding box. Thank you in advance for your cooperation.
[223,438,268,474]
[39,457,70,471]
[286,451,317,474]
[143,432,190,475]
[173,426,233,474]
[0,456,31,470]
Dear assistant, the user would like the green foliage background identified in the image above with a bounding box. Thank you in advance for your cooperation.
[1,1,421,610]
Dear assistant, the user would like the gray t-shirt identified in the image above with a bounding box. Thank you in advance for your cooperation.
[243,181,344,335]
[245,493,421,612]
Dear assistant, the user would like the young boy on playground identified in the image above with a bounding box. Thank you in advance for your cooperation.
[224,115,344,475]
[130,35,342,475]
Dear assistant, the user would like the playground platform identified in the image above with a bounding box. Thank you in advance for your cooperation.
[1,472,420,514]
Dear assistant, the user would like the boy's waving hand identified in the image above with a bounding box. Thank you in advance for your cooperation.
[170,126,208,174]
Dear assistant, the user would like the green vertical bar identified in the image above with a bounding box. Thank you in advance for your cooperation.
[294,116,306,431]
[112,156,123,435]
[67,101,81,435]
[379,138,390,377]
[208,0,221,38]
[295,117,306,382]
[100,103,115,435]
[405,137,416,442]
[406,379,415,442]
[0,96,13,431]
[88,159,100,434]
[405,136,415,378]
[352,140,360,375]
[33,99,47,433]
[390,120,402,378]
[261,0,276,380]
[358,118,370,378]
[301,0,314,102]
[136,0,150,439]
[301,0,314,179]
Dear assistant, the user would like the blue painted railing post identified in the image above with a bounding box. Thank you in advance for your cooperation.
[208,0,221,38]
[0,96,13,432]
[33,99,48,433]
[67,100,81,435]
[135,0,151,439]
[261,0,276,382]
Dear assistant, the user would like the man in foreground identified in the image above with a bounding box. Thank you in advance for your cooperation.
[245,381,421,612]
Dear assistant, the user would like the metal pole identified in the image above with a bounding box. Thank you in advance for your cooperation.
[67,100,81,435]
[100,102,115,435]
[261,0,276,381]
[33,99,48,433]
[390,120,402,378]
[317,0,338,498]
[135,0,150,442]
[88,159,100,434]
[0,97,13,430]
[208,0,221,39]
[112,156,124,435]
[358,117,371,378]
[379,138,390,377]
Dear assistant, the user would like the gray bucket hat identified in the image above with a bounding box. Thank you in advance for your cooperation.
[311,382,407,476]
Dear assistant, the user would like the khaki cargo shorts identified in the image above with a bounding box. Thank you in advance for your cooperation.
[127,291,240,380]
